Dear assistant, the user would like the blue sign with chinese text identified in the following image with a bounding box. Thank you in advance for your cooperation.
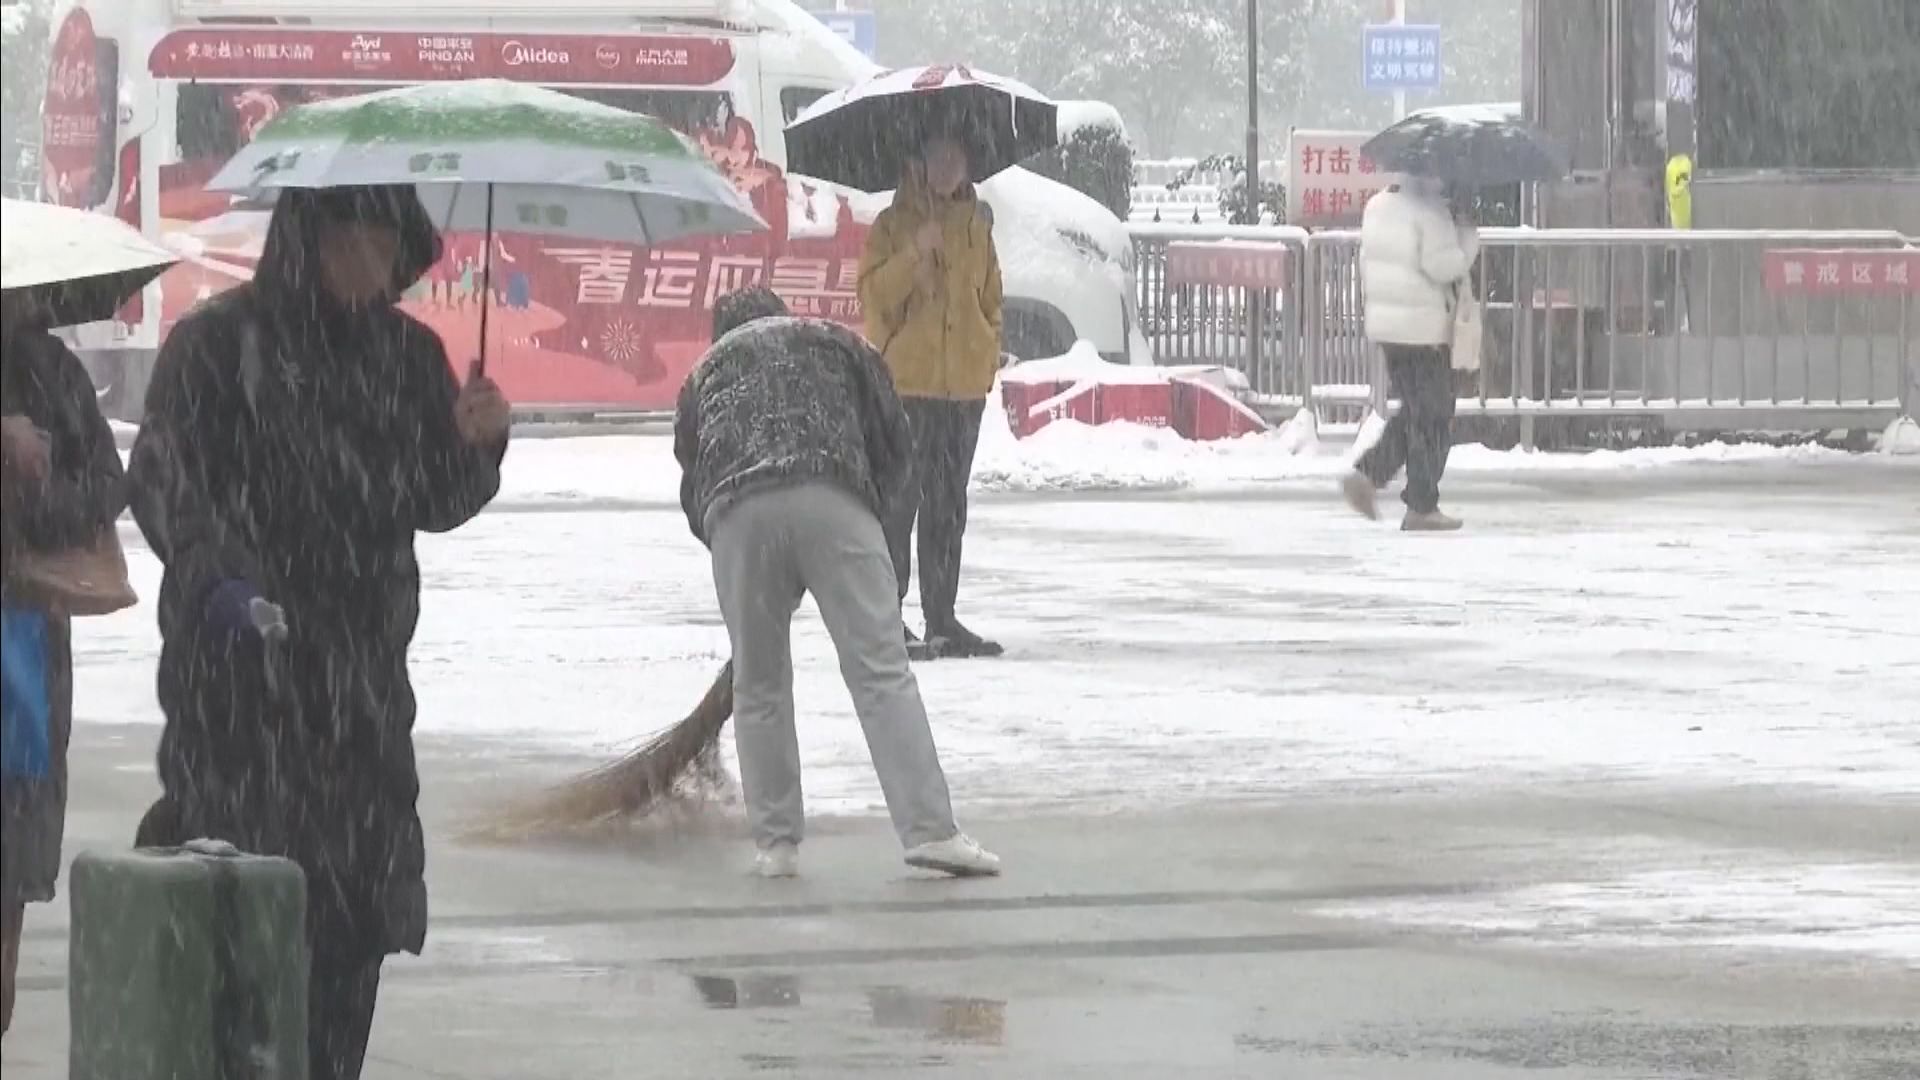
[1363,24,1442,92]
[818,11,878,58]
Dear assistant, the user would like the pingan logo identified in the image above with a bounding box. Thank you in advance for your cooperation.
[501,40,570,67]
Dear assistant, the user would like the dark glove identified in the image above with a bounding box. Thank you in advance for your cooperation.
[205,579,288,642]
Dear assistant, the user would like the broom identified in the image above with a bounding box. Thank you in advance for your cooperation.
[468,661,735,840]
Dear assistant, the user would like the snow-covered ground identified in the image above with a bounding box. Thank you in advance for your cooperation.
[76,414,1918,809]
[69,421,1919,970]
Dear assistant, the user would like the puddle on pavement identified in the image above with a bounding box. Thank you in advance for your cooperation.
[867,987,1006,1045]
[693,973,801,1009]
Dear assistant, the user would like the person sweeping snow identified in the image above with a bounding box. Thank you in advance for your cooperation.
[673,287,1000,880]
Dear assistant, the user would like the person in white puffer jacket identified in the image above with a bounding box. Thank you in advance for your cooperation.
[1343,176,1479,531]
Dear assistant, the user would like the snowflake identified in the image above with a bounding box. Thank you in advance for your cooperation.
[600,318,644,364]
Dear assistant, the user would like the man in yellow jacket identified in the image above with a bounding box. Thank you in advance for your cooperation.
[859,134,1004,659]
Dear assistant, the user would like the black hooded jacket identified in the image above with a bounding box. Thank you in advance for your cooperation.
[128,186,505,955]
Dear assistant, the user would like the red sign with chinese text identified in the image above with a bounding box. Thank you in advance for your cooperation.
[152,89,869,411]
[1165,241,1292,290]
[1763,249,1918,296]
[1287,129,1391,228]
[148,30,736,85]
[42,9,107,207]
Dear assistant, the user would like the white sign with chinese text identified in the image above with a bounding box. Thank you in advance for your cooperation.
[1287,129,1398,229]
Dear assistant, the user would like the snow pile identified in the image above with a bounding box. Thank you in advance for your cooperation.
[1055,100,1128,143]
[1880,416,1920,456]
[981,166,1132,286]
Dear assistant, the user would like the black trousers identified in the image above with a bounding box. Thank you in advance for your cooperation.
[886,397,986,629]
[309,944,383,1080]
[1357,345,1456,515]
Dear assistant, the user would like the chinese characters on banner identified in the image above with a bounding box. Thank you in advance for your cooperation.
[1287,130,1395,228]
[1362,24,1442,92]
[1165,242,1292,290]
[147,29,737,85]
[542,248,865,320]
[1763,250,1919,296]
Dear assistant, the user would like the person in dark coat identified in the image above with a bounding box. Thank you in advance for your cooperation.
[675,287,1000,881]
[127,185,510,1080]
[1,293,125,1036]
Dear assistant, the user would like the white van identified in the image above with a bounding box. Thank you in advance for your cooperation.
[39,0,1148,419]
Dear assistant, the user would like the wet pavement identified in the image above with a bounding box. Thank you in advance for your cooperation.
[7,724,1916,1078]
[6,460,1917,1076]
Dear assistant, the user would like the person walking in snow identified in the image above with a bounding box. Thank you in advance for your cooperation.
[859,132,1005,659]
[128,185,510,1080]
[1343,177,1479,531]
[674,286,1000,881]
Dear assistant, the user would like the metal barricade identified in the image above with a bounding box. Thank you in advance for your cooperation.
[1458,229,1914,435]
[1136,222,1917,434]
[1130,223,1310,409]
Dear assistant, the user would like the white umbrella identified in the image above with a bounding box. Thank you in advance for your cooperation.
[2,199,178,328]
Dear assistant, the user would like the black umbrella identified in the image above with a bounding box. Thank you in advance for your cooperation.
[1362,103,1567,187]
[2,198,178,328]
[786,64,1058,193]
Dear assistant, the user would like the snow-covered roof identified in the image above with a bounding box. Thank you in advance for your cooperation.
[1056,100,1127,143]
[751,0,880,79]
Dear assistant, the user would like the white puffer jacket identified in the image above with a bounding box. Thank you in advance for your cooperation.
[1360,186,1480,346]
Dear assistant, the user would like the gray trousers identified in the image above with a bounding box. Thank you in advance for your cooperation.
[709,481,959,851]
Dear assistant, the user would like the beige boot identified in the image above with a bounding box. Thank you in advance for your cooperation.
[1402,509,1464,532]
[1340,471,1380,520]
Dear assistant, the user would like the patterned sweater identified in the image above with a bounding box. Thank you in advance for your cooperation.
[673,317,914,543]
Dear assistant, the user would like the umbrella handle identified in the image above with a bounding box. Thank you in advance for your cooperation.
[475,183,496,377]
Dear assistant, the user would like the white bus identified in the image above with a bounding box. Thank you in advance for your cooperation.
[40,0,1150,418]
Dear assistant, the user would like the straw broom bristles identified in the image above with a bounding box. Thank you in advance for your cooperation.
[467,661,735,840]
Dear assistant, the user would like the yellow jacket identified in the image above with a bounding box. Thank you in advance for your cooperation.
[858,177,1003,401]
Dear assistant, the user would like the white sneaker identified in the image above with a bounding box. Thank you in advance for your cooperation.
[905,834,1002,878]
[753,842,799,878]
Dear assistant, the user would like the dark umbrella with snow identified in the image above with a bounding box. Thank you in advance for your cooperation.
[1362,103,1567,187]
[786,64,1058,193]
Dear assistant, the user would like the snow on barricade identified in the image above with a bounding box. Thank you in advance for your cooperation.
[999,342,1267,442]
[1881,416,1920,456]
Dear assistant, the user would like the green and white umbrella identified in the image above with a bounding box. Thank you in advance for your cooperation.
[206,79,766,367]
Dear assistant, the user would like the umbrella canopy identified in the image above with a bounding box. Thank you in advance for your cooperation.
[206,79,765,246]
[1362,103,1566,187]
[786,64,1057,193]
[1,199,178,328]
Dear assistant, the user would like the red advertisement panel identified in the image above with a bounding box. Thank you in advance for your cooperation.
[148,30,736,86]
[152,86,872,411]
[1763,249,1918,296]
[42,9,108,206]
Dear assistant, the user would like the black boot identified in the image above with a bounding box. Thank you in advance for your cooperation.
[925,619,1003,659]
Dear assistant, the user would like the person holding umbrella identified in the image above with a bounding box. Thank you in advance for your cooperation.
[787,65,1056,661]
[859,129,1006,658]
[1342,105,1566,530]
[1342,175,1478,531]
[2,199,161,1037]
[1,292,129,1037]
[127,185,509,1080]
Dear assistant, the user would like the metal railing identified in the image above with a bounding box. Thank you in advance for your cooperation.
[1132,223,1918,434]
[1130,222,1310,405]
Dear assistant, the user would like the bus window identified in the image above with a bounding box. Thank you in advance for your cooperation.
[780,87,829,124]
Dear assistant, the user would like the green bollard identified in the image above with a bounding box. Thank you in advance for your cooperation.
[69,840,307,1079]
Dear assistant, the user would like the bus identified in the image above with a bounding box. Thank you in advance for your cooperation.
[39,0,1150,419]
